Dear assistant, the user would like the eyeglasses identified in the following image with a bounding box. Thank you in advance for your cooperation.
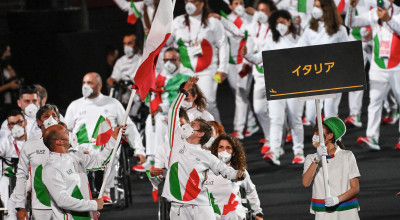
[163,58,178,62]
[8,120,24,126]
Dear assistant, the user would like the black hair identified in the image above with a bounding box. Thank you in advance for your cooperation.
[257,0,277,13]
[7,109,25,122]
[19,85,37,99]
[165,47,180,54]
[184,0,211,28]
[269,10,298,42]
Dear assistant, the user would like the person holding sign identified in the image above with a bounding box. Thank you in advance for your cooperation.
[162,77,245,220]
[243,9,305,165]
[303,117,361,220]
[297,0,348,125]
[347,0,400,150]
[168,0,229,122]
[242,0,278,152]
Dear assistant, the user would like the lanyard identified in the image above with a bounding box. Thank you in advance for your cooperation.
[187,17,202,46]
[13,140,20,157]
[256,23,270,40]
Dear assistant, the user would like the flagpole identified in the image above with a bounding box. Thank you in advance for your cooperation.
[315,99,331,198]
[98,89,136,198]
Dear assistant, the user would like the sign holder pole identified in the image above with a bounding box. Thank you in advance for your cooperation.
[315,98,331,198]
[299,94,335,198]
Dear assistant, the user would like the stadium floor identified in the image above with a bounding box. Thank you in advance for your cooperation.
[101,81,400,220]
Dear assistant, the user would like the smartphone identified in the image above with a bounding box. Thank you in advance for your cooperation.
[377,0,385,8]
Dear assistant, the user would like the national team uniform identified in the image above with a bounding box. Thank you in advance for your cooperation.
[303,147,361,220]
[162,93,239,220]
[169,14,229,122]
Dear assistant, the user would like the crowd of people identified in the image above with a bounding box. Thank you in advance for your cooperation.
[0,0,399,219]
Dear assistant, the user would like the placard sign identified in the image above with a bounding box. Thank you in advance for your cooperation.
[262,41,367,100]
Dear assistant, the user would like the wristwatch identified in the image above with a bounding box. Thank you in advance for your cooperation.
[181,89,189,97]
[15,207,24,212]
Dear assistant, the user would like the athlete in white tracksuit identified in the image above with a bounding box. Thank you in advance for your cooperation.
[345,0,373,127]
[162,81,242,220]
[12,105,62,219]
[137,63,193,171]
[348,0,400,149]
[244,10,305,165]
[244,9,273,146]
[65,73,145,197]
[0,134,24,217]
[168,2,229,122]
[218,2,258,137]
[42,125,117,220]
[297,4,348,125]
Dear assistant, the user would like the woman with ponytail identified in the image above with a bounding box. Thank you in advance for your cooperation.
[303,117,361,220]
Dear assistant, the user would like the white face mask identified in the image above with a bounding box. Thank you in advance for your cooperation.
[311,7,323,20]
[257,11,268,24]
[182,100,193,109]
[11,125,25,138]
[181,123,194,139]
[82,83,93,98]
[69,132,78,149]
[43,116,58,129]
[185,2,197,15]
[24,103,38,118]
[124,45,134,57]
[218,150,232,163]
[164,61,177,74]
[312,134,320,144]
[144,0,153,6]
[234,5,245,17]
[276,23,289,36]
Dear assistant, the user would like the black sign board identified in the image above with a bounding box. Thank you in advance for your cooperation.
[262,41,367,100]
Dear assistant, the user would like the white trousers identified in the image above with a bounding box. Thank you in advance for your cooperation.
[0,176,9,209]
[383,89,398,113]
[305,93,342,125]
[227,64,257,132]
[253,75,270,140]
[348,41,372,116]
[269,98,305,155]
[366,67,400,141]
[145,113,168,156]
[32,209,52,220]
[197,73,220,122]
[170,203,216,220]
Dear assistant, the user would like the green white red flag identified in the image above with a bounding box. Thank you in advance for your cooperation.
[92,116,113,146]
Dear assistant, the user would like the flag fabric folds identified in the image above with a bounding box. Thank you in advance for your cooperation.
[133,0,173,101]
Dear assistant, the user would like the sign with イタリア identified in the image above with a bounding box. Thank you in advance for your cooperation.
[262,41,367,100]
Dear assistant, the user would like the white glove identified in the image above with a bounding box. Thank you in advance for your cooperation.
[315,145,327,161]
[325,196,339,207]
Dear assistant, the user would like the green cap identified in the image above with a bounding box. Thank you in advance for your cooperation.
[323,117,346,141]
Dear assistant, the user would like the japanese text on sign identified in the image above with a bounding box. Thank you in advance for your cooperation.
[292,62,335,77]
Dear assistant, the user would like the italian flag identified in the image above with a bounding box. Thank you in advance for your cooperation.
[133,0,173,101]
[92,116,113,147]
[169,162,201,201]
[298,0,314,13]
[178,38,213,73]
[127,1,141,25]
[76,124,90,145]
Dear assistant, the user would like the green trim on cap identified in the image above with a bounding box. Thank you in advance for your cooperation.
[323,117,346,141]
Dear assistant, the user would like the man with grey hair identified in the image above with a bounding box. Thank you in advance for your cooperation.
[34,84,48,107]
[12,104,62,220]
[65,72,145,202]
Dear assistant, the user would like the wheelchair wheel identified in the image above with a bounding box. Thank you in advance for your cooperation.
[117,145,130,209]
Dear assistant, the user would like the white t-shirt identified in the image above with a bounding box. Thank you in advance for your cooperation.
[303,147,360,219]
[110,54,141,82]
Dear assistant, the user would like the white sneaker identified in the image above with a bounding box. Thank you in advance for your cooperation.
[292,153,305,164]
[263,153,280,166]
[244,125,260,137]
[357,136,381,150]
[232,131,244,140]
[345,115,362,127]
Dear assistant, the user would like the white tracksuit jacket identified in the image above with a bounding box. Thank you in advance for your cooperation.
[168,14,229,122]
[42,137,116,220]
[64,93,145,156]
[162,93,238,206]
[204,169,262,219]
[13,138,51,210]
